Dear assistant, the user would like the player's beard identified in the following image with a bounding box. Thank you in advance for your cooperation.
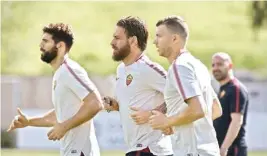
[213,70,228,81]
[40,46,58,64]
[112,42,131,61]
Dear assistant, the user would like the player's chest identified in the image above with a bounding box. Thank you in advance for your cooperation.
[164,74,180,98]
[115,70,148,96]
[52,76,68,103]
[218,89,231,110]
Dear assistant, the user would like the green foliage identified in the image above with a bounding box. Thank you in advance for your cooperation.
[1,1,267,76]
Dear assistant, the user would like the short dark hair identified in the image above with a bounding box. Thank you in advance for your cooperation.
[42,23,74,51]
[117,16,148,51]
[156,15,189,41]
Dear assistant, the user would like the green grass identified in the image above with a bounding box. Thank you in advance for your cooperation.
[1,149,267,156]
[1,1,267,76]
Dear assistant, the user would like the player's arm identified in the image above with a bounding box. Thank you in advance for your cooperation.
[62,91,103,132]
[221,86,247,151]
[166,64,205,127]
[103,96,119,112]
[153,102,167,114]
[28,109,57,127]
[47,67,103,141]
[7,108,56,132]
[167,96,205,127]
[212,88,222,120]
[61,68,103,131]
[103,66,121,112]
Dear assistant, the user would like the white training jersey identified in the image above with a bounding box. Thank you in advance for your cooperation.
[115,54,173,155]
[52,55,100,156]
[164,52,220,156]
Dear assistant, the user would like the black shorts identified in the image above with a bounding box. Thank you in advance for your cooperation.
[126,147,173,156]
[227,146,247,156]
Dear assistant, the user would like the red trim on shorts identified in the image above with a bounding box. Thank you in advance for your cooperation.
[232,78,240,112]
[234,146,238,156]
[173,60,186,100]
[140,147,151,153]
[139,57,166,78]
[63,60,93,92]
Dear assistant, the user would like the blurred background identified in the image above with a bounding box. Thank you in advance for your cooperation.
[1,1,267,156]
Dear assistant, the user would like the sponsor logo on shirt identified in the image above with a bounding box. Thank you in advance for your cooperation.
[136,143,143,147]
[126,74,133,86]
[220,90,226,98]
[71,149,77,154]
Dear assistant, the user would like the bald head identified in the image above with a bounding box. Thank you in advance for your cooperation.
[212,52,233,82]
[212,52,233,65]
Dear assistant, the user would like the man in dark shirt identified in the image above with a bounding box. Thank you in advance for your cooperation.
[212,52,249,156]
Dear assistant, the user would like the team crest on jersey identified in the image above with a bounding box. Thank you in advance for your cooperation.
[53,80,57,90]
[126,74,133,86]
[220,90,225,98]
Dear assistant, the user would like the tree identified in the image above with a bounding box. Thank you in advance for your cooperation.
[251,1,267,41]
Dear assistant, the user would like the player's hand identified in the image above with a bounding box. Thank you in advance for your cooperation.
[47,122,68,141]
[103,96,119,112]
[149,110,169,130]
[7,108,29,132]
[220,148,228,156]
[130,107,152,125]
[162,127,174,135]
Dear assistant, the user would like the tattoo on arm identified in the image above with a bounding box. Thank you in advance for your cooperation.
[154,102,167,114]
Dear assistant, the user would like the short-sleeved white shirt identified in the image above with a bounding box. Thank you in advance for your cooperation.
[52,55,100,156]
[164,52,220,156]
[115,54,173,155]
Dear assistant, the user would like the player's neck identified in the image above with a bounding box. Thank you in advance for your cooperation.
[167,46,187,64]
[219,74,235,86]
[50,55,65,71]
[123,50,142,66]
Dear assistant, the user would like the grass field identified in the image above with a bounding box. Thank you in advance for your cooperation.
[2,1,267,76]
[1,149,267,156]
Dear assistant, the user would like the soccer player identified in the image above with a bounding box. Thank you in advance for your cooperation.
[149,16,222,156]
[212,52,249,156]
[103,16,173,156]
[7,23,102,156]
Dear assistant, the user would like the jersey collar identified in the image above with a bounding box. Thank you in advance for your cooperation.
[135,52,145,62]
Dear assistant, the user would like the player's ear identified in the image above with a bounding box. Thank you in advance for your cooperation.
[129,36,138,46]
[172,34,180,43]
[56,41,65,49]
[229,63,233,69]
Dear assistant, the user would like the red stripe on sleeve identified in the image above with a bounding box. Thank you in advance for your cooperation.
[234,146,238,156]
[172,61,186,100]
[64,60,93,93]
[140,58,166,78]
[233,79,240,112]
